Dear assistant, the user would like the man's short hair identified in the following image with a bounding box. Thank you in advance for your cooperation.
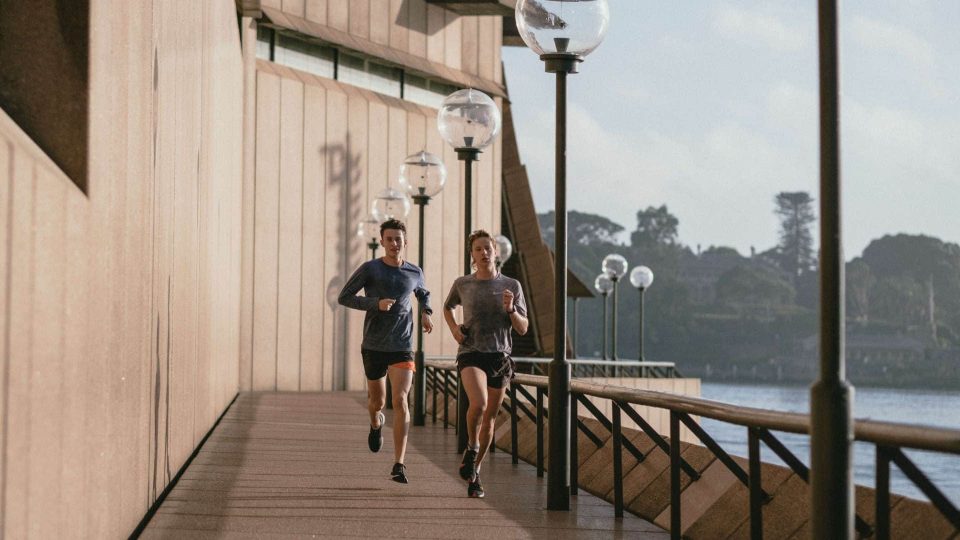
[380,218,407,238]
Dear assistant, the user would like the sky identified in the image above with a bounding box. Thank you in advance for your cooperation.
[502,1,960,259]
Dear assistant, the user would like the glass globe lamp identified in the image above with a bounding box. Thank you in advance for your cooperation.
[594,273,613,295]
[494,235,513,267]
[437,89,501,151]
[602,253,628,281]
[630,266,654,290]
[515,0,609,57]
[371,187,411,221]
[398,150,447,198]
[357,214,380,244]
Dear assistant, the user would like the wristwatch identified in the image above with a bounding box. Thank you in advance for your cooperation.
[423,307,433,315]
[506,308,516,314]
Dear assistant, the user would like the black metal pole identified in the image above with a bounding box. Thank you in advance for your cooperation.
[368,241,378,261]
[413,194,429,426]
[456,148,479,454]
[611,277,619,361]
[810,1,853,538]
[543,50,581,511]
[638,287,645,360]
[601,292,608,360]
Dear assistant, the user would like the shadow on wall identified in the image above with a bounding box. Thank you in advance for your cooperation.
[322,135,364,391]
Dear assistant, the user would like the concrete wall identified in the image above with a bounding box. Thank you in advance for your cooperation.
[0,0,243,537]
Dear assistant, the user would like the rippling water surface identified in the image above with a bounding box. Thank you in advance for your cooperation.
[699,382,960,505]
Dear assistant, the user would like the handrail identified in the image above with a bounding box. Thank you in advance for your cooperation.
[423,358,960,536]
[426,355,676,368]
[426,360,960,454]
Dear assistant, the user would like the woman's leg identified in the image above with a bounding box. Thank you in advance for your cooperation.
[459,367,488,450]
[475,384,508,472]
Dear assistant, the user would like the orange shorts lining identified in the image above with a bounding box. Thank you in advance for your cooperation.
[391,361,416,372]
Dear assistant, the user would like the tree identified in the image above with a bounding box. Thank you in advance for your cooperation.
[774,191,816,278]
[538,210,625,248]
[715,264,796,308]
[846,259,875,323]
[631,205,679,248]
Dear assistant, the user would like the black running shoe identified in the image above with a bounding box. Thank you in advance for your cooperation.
[459,448,478,481]
[391,462,408,484]
[467,473,484,498]
[368,411,385,453]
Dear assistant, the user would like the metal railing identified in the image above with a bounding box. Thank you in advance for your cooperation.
[427,355,681,379]
[424,358,960,540]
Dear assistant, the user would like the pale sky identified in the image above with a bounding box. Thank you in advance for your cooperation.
[502,1,960,259]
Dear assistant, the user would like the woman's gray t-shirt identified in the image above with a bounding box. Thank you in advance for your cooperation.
[337,259,431,352]
[444,273,527,355]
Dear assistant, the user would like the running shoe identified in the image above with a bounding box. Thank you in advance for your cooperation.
[459,448,478,481]
[368,411,385,453]
[391,462,408,484]
[467,473,484,498]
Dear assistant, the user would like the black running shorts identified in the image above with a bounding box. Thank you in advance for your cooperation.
[361,349,415,381]
[456,352,515,389]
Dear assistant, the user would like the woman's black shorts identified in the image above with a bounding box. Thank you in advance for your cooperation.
[456,352,515,389]
[361,349,415,380]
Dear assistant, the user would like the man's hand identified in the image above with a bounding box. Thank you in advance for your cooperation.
[378,298,396,311]
[503,289,515,313]
[422,312,434,333]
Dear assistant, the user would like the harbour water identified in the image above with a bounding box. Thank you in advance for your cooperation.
[699,382,960,505]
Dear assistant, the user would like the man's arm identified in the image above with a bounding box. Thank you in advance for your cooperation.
[337,264,379,311]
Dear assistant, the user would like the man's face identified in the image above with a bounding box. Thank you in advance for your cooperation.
[381,228,405,256]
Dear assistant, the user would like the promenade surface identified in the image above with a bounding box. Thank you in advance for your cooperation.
[140,392,667,539]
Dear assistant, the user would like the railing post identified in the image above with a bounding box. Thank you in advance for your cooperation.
[670,411,681,540]
[510,383,519,464]
[749,427,763,540]
[430,367,437,424]
[443,369,449,429]
[536,387,545,477]
[876,446,891,540]
[612,402,624,518]
[570,392,579,496]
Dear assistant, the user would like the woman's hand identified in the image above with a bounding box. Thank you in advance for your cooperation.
[503,289,515,313]
[451,325,466,344]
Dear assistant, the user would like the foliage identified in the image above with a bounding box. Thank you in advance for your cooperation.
[631,205,679,248]
[773,192,816,277]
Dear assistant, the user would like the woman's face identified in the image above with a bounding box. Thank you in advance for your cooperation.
[471,237,497,269]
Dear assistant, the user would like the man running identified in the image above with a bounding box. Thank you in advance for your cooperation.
[338,218,433,483]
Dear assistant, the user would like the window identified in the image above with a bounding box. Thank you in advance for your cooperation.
[255,26,460,107]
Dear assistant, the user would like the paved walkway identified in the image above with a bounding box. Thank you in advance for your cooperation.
[141,392,666,539]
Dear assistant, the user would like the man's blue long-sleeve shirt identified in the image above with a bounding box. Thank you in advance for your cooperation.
[337,259,432,352]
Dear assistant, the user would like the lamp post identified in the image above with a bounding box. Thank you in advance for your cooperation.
[494,234,513,272]
[629,266,654,372]
[356,214,381,260]
[810,1,853,536]
[602,254,628,362]
[594,273,613,361]
[438,88,501,453]
[515,0,609,509]
[398,150,447,427]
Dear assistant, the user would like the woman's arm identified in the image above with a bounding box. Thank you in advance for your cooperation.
[443,306,465,343]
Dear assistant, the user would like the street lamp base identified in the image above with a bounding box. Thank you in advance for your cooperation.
[455,147,481,162]
[541,53,583,74]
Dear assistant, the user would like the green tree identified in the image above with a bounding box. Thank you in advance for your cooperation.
[631,205,679,248]
[846,259,875,323]
[715,264,796,308]
[774,191,816,278]
[538,210,625,248]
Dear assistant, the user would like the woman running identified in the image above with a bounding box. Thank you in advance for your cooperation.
[443,230,529,498]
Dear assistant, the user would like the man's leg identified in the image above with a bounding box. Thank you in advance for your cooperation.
[367,377,387,427]
[475,384,507,472]
[459,367,488,450]
[387,365,414,464]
